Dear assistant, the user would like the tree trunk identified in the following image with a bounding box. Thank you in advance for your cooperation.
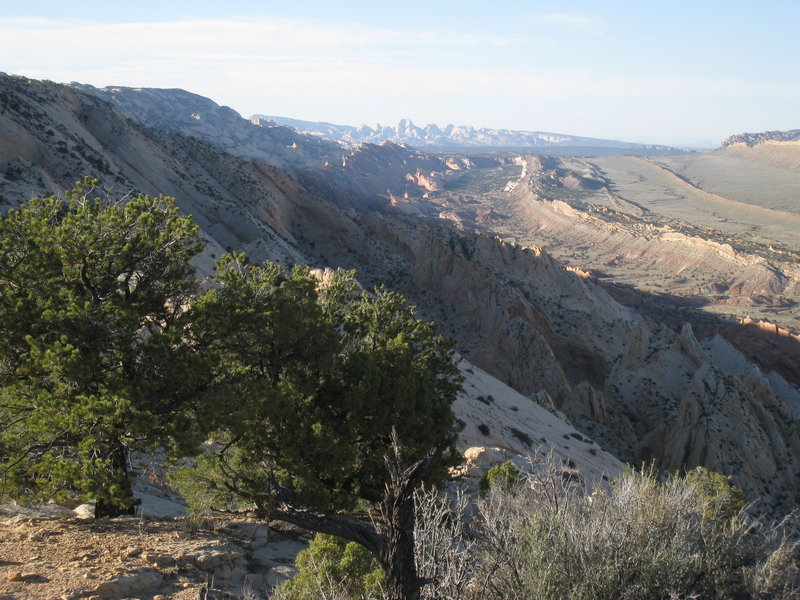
[378,479,423,600]
[95,441,138,518]
[377,431,429,600]
[267,430,431,600]
[268,506,384,557]
[270,503,423,600]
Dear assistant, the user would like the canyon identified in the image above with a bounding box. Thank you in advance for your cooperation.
[1,74,799,518]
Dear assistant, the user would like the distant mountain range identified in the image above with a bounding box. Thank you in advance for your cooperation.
[252,116,685,152]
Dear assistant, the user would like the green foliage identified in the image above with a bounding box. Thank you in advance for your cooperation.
[0,179,204,509]
[168,450,255,514]
[684,465,746,521]
[478,460,520,494]
[182,255,463,513]
[274,533,384,600]
[0,179,462,573]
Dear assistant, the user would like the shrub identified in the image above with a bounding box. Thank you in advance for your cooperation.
[414,487,476,599]
[469,456,799,600]
[273,533,384,600]
[684,465,745,521]
[478,460,521,494]
[275,454,799,599]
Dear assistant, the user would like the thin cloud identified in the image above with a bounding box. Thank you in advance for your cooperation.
[527,13,605,32]
[2,14,795,142]
[3,15,787,104]
[0,17,527,56]
[0,16,538,89]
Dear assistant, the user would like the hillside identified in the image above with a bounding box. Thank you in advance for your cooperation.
[1,74,799,519]
[0,74,620,484]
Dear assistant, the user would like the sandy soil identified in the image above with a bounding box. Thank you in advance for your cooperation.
[0,510,306,600]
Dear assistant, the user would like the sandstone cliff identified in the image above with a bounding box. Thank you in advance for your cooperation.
[721,129,800,148]
[718,129,800,172]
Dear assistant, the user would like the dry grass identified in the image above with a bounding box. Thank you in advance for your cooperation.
[462,457,799,600]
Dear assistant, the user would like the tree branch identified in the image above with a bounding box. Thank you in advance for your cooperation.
[269,504,385,558]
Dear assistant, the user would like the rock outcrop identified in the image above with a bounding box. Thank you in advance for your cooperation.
[718,131,800,172]
[721,129,800,148]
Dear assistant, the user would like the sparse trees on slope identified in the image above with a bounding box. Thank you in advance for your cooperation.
[0,179,204,516]
[179,255,463,600]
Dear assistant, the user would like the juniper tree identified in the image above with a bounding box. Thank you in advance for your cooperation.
[0,179,464,599]
[0,179,204,516]
[182,255,463,600]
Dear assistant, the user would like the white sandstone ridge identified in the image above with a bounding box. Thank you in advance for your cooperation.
[252,115,680,150]
[0,75,310,269]
[69,82,346,171]
[455,359,623,487]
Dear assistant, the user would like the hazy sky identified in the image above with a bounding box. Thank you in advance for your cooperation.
[2,0,798,145]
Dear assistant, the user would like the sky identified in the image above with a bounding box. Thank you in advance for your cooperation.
[1,0,798,146]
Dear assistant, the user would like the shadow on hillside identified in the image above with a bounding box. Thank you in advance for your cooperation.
[597,277,800,388]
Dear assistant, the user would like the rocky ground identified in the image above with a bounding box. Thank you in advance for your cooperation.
[0,457,307,600]
[0,508,306,600]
